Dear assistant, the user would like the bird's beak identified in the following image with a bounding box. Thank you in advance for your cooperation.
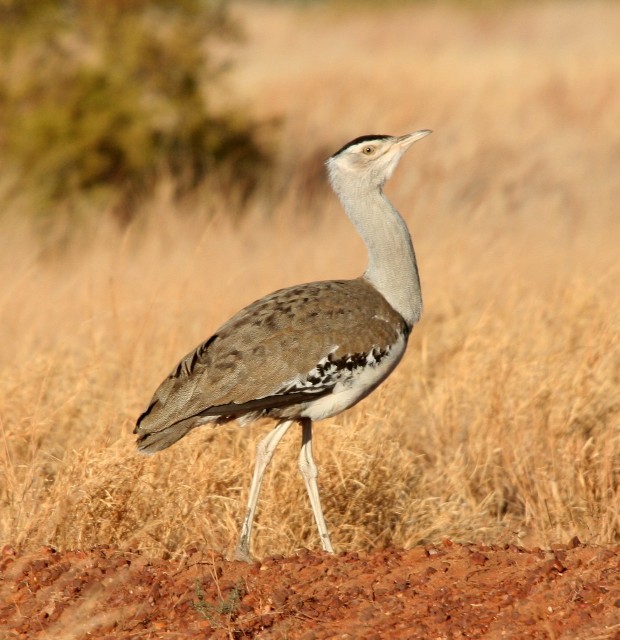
[397,130,432,150]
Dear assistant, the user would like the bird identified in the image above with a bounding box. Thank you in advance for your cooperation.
[134,129,432,561]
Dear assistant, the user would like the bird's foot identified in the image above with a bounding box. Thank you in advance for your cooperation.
[233,545,255,563]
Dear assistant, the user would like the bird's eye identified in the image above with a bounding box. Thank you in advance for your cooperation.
[362,146,375,155]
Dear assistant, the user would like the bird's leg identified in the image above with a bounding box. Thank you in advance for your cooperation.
[298,418,334,554]
[235,419,294,562]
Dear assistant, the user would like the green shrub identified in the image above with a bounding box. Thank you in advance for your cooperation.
[0,0,272,220]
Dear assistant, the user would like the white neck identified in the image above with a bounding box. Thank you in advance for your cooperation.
[331,177,422,328]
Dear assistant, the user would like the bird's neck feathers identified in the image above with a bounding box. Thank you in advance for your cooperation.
[328,169,422,328]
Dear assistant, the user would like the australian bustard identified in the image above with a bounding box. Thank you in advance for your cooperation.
[135,130,432,560]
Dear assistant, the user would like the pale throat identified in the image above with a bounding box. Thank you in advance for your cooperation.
[336,183,422,328]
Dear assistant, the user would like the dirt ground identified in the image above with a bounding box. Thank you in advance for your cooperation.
[1,541,619,639]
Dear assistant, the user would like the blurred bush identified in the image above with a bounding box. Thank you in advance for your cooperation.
[0,0,272,221]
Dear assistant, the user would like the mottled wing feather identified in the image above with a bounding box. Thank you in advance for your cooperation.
[135,278,406,440]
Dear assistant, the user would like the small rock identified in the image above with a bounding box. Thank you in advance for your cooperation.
[360,605,376,621]
[271,587,290,607]
[543,558,566,574]
[553,550,567,563]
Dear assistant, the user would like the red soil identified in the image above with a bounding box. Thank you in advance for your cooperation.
[1,541,619,639]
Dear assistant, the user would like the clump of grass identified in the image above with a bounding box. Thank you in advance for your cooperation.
[193,576,245,631]
[0,0,272,221]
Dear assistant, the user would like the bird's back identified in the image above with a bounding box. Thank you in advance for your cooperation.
[135,277,408,453]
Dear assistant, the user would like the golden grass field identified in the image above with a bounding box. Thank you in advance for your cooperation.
[1,0,619,561]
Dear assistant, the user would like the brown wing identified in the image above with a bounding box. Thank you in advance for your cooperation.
[134,278,406,451]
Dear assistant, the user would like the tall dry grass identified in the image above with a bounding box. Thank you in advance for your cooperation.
[1,1,619,559]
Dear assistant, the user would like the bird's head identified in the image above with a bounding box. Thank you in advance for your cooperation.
[326,130,431,192]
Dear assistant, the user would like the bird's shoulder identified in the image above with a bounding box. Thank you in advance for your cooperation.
[175,277,406,380]
[137,278,406,422]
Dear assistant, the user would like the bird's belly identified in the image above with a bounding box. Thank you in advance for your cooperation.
[299,334,407,422]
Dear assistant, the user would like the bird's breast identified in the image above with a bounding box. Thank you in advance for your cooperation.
[296,332,407,421]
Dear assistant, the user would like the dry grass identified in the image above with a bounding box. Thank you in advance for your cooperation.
[1,1,619,559]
